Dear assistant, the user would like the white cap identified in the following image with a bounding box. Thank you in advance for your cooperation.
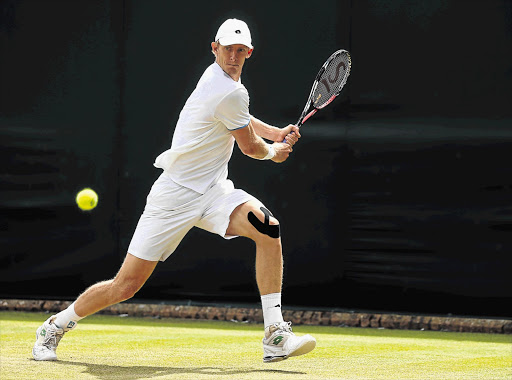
[215,18,253,49]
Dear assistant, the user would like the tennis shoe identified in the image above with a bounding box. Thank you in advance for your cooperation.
[262,321,316,363]
[32,315,69,361]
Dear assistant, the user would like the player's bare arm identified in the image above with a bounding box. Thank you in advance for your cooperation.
[250,116,301,144]
[231,122,294,163]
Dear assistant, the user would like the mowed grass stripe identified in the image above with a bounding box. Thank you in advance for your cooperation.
[1,311,510,379]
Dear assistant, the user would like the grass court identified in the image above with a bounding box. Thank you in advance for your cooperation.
[1,311,511,379]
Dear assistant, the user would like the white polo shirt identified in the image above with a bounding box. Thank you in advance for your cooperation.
[154,62,251,194]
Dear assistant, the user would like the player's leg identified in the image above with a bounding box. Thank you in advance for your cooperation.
[74,253,158,318]
[32,253,158,361]
[196,185,285,325]
[226,201,286,330]
[55,253,157,327]
[194,180,316,362]
[226,200,283,296]
[226,200,316,363]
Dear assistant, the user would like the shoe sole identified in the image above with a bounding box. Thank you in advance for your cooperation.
[288,338,316,358]
[33,353,58,361]
[263,355,287,363]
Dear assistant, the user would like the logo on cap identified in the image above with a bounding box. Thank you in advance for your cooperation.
[235,30,241,34]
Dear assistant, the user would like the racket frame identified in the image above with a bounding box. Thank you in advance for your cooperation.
[296,49,351,127]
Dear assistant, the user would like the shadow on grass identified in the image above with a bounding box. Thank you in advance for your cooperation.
[57,360,306,379]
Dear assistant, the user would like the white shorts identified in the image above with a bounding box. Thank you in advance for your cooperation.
[128,173,256,262]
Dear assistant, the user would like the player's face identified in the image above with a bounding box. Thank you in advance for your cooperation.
[212,42,253,81]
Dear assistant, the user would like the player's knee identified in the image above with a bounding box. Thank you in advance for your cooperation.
[247,206,281,240]
[117,285,138,302]
[113,280,143,302]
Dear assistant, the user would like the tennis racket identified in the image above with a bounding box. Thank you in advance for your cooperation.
[283,49,351,141]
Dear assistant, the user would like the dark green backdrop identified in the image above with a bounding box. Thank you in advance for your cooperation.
[1,0,511,317]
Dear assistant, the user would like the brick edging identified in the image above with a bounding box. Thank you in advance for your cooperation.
[2,299,510,334]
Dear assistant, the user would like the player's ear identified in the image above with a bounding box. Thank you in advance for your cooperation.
[211,41,218,56]
[247,48,253,58]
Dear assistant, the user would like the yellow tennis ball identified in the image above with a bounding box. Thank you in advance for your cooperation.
[76,188,98,211]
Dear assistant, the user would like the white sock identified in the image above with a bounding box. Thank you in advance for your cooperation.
[54,302,83,330]
[261,293,284,328]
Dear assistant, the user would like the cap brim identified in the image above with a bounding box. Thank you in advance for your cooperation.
[218,36,253,50]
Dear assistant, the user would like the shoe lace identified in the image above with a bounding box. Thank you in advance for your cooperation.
[274,321,293,333]
[43,325,64,349]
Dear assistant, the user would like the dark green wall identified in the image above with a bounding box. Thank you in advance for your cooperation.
[1,0,511,316]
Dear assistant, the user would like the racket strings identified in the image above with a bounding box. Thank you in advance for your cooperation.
[313,52,351,108]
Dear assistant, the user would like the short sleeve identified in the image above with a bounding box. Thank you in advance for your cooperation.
[214,87,251,130]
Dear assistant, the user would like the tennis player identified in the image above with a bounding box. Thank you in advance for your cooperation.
[33,18,316,363]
